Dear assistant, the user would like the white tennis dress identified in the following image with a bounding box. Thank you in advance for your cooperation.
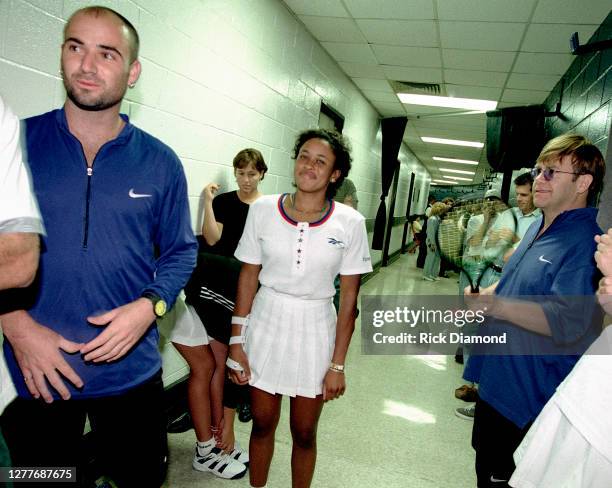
[234,194,372,397]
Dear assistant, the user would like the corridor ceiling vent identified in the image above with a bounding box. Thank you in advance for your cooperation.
[389,80,441,96]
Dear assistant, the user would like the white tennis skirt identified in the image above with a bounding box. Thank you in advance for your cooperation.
[510,399,612,488]
[245,286,336,398]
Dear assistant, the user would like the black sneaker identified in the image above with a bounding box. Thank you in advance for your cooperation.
[167,411,193,433]
[454,347,464,364]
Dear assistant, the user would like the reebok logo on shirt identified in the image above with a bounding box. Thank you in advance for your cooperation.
[327,237,345,248]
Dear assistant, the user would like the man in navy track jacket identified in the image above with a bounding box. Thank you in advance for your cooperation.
[0,7,197,487]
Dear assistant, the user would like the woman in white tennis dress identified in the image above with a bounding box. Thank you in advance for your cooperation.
[228,129,372,487]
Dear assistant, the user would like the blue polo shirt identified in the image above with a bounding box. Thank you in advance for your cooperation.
[465,207,602,428]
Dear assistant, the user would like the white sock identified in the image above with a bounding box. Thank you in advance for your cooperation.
[196,436,216,453]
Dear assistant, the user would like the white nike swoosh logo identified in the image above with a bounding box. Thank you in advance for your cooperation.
[538,255,552,264]
[490,475,508,483]
[129,188,152,198]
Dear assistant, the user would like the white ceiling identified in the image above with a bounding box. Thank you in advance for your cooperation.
[282,0,611,183]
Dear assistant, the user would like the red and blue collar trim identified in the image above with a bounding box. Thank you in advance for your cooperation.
[277,193,335,227]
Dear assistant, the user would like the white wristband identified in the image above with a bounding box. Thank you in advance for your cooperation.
[229,335,244,345]
[231,316,248,325]
[226,357,244,372]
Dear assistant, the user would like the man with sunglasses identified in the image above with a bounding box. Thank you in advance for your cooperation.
[463,133,606,487]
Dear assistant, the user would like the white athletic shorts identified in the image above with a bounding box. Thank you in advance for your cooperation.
[165,294,210,347]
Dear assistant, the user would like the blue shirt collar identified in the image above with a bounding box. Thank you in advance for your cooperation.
[550,207,598,224]
[55,107,133,144]
[533,207,598,238]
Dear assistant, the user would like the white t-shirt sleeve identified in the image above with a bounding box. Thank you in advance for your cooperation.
[553,326,612,463]
[339,217,372,275]
[465,214,482,240]
[234,200,262,265]
[0,97,43,234]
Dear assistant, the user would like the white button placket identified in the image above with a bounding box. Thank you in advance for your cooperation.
[292,222,309,275]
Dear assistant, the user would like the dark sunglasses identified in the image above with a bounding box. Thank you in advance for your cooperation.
[530,167,584,181]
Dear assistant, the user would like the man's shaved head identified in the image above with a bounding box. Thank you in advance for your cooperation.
[64,6,139,63]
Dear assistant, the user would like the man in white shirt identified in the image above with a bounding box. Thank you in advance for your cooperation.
[506,171,541,260]
[0,97,42,290]
[0,95,44,469]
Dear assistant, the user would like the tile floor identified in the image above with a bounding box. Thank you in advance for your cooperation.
[165,254,477,487]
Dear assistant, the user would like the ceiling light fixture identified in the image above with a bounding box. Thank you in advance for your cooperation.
[440,168,476,175]
[423,137,484,148]
[433,179,458,185]
[433,156,479,165]
[397,93,497,111]
[445,176,473,182]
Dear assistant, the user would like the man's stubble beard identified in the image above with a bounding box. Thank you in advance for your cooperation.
[63,76,127,112]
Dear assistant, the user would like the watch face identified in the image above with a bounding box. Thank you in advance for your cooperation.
[154,300,167,317]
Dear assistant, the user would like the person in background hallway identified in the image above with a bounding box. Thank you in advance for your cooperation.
[464,134,606,488]
[171,148,267,478]
[202,148,267,445]
[227,129,372,488]
[509,226,612,487]
[0,96,44,477]
[165,294,247,479]
[0,8,197,487]
[438,197,456,277]
[417,195,437,269]
[406,215,423,254]
[333,177,358,210]
[202,149,268,255]
[422,202,447,281]
[332,177,358,310]
[416,215,429,268]
[455,177,541,419]
[425,194,436,217]
[503,171,541,262]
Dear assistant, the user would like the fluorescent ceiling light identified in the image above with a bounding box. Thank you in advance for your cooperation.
[445,175,473,182]
[433,156,479,165]
[397,93,497,111]
[433,179,458,185]
[440,168,476,175]
[422,137,484,148]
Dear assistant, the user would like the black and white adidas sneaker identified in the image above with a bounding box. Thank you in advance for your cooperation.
[192,445,247,479]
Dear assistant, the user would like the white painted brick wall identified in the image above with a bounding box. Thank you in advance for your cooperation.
[0,0,438,260]
[0,0,430,231]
